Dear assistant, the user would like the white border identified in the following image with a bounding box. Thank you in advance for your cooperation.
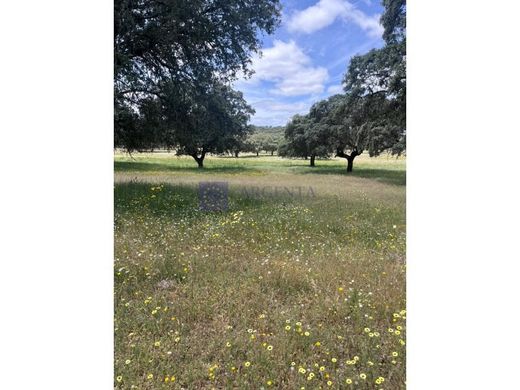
[1,1,520,389]
[0,0,113,388]
[408,1,520,388]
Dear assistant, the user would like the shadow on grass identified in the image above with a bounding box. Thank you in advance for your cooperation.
[115,160,251,174]
[296,166,406,186]
[115,160,405,186]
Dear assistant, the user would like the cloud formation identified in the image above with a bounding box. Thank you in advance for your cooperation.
[241,40,329,96]
[287,0,383,37]
[248,99,314,126]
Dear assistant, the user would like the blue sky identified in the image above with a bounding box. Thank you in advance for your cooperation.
[234,0,384,126]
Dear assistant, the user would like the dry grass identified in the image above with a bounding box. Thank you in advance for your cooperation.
[114,153,406,389]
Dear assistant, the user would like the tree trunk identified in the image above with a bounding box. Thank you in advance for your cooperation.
[271,151,274,156]
[336,148,361,173]
[310,154,316,167]
[256,151,259,156]
[346,156,354,172]
[234,151,239,158]
[191,152,205,168]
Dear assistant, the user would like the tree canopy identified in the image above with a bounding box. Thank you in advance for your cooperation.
[280,0,406,172]
[114,0,281,167]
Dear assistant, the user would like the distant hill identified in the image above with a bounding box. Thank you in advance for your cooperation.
[241,126,285,156]
[251,125,285,138]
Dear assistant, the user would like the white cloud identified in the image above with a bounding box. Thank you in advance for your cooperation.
[238,40,329,97]
[248,99,314,126]
[327,84,344,94]
[287,0,383,37]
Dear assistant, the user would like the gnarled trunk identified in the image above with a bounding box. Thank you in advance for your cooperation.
[346,156,354,172]
[191,151,206,168]
[310,154,316,167]
[336,148,361,173]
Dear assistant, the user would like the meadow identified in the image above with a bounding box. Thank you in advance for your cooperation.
[114,153,406,389]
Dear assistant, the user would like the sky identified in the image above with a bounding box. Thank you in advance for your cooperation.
[234,0,385,127]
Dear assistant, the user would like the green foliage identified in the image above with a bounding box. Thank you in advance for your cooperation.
[280,0,406,171]
[114,0,282,163]
[168,82,254,162]
[243,126,284,156]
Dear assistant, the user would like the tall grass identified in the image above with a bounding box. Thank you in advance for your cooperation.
[114,154,406,389]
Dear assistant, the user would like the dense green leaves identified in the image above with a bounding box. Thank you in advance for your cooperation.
[280,0,406,172]
[114,0,282,165]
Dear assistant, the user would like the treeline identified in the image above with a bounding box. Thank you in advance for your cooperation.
[230,126,284,157]
[114,0,281,168]
[279,0,406,172]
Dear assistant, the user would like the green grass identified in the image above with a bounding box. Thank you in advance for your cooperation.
[115,153,406,186]
[114,153,406,389]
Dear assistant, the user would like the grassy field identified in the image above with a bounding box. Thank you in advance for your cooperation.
[114,153,406,389]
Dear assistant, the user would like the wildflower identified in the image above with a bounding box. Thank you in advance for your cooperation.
[154,341,160,347]
[125,359,131,365]
[315,341,321,346]
[116,376,122,382]
[364,327,370,333]
[331,358,337,363]
[307,373,315,380]
[226,342,231,347]
[244,361,251,367]
[147,373,154,380]
[338,287,344,292]
[285,325,291,331]
[327,381,332,386]
[304,331,310,336]
[267,345,273,351]
[319,366,325,372]
[360,373,367,380]
[267,380,273,386]
[392,352,399,357]
[170,376,176,382]
[375,377,385,384]
[299,367,306,374]
[346,378,352,384]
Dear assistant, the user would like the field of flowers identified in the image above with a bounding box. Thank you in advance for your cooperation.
[114,154,406,389]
